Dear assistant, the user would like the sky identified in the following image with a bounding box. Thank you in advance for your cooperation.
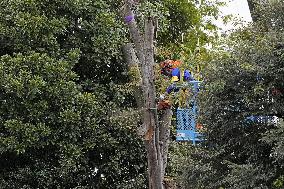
[216,0,252,31]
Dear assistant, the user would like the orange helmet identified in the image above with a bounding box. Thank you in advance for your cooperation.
[171,60,181,68]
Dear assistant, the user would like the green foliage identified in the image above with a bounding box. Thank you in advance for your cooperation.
[0,0,228,188]
[166,143,192,178]
[254,1,284,31]
[157,0,224,61]
[262,120,284,168]
[181,155,224,189]
[0,0,148,188]
[273,175,284,188]
[177,1,284,188]
[0,52,147,188]
[0,0,127,83]
[0,52,96,187]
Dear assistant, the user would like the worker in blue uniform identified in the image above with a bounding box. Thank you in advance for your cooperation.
[158,68,196,110]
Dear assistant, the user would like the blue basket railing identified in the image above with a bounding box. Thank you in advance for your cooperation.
[176,81,204,144]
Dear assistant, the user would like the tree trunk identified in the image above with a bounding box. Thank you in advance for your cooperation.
[121,1,173,188]
[159,109,172,178]
[247,0,259,22]
[123,42,172,189]
[122,43,144,109]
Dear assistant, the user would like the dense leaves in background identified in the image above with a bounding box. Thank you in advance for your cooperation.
[179,1,284,189]
[0,0,147,188]
[0,0,128,83]
[0,52,99,188]
[152,0,225,184]
[157,0,224,61]
[0,0,228,188]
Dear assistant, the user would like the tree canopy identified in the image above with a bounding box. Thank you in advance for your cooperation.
[2,0,284,189]
[0,1,147,188]
[178,1,284,189]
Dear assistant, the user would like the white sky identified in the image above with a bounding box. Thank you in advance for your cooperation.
[216,0,252,31]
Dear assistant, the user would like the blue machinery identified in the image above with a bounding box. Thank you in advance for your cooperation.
[246,115,278,124]
[174,81,279,144]
[176,81,203,144]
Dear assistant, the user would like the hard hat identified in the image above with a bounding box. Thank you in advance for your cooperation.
[172,60,181,68]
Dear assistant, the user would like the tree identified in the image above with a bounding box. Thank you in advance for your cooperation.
[0,1,148,188]
[121,1,167,188]
[178,1,284,188]
[0,0,225,188]
[0,52,100,188]
[247,0,259,22]
[120,0,224,188]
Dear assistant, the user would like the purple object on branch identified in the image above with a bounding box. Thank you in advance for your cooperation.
[125,15,134,23]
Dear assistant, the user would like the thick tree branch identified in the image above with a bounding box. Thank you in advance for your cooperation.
[159,109,172,177]
[247,0,259,22]
[122,0,145,65]
[144,16,163,189]
[121,1,171,189]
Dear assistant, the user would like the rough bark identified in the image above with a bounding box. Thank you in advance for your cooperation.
[121,1,173,189]
[122,43,144,109]
[123,42,173,189]
[122,43,139,66]
[143,16,163,189]
[159,109,172,177]
[247,0,259,22]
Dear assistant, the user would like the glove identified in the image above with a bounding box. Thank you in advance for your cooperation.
[160,94,165,100]
[157,100,171,110]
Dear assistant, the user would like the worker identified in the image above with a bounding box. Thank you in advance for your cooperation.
[183,70,194,81]
[160,60,181,78]
[158,60,196,110]
[158,67,181,110]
